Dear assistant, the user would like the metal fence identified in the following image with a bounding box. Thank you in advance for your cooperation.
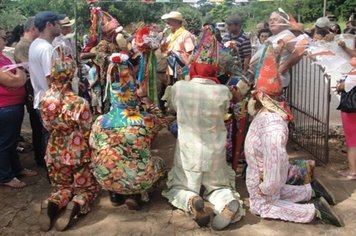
[287,57,331,164]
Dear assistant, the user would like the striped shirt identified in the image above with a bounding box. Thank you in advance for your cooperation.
[222,30,252,60]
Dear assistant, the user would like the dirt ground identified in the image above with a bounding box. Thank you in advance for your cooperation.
[1,115,356,236]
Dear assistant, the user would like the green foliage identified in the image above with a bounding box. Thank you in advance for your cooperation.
[177,5,202,32]
[0,0,354,34]
[0,8,26,31]
[209,4,229,23]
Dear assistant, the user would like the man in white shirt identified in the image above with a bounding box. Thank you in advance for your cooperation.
[52,17,76,59]
[266,10,301,88]
[28,11,65,169]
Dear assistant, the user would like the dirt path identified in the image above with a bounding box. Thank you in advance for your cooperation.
[1,116,356,236]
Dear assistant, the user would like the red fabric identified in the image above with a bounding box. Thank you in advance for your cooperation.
[82,37,97,53]
[341,112,356,147]
[0,53,25,107]
[135,26,151,52]
[189,62,220,84]
[256,46,282,96]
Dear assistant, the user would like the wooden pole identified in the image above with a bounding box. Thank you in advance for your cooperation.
[74,0,78,64]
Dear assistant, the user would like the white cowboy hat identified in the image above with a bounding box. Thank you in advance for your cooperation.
[60,17,75,27]
[161,11,183,22]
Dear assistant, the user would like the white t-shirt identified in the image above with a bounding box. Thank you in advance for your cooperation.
[29,38,54,109]
[267,29,295,88]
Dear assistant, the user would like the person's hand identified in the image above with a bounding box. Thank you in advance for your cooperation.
[338,41,346,49]
[141,96,153,107]
[335,80,345,93]
[324,34,335,42]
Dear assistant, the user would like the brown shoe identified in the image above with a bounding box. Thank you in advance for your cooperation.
[188,196,210,227]
[39,200,59,231]
[55,201,80,231]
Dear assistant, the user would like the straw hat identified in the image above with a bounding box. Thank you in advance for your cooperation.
[60,17,75,27]
[161,11,183,22]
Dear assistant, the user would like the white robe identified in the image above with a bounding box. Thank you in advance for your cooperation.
[162,78,244,217]
[244,111,315,223]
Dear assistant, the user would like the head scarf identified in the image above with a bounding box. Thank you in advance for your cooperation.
[190,26,220,84]
[42,46,76,120]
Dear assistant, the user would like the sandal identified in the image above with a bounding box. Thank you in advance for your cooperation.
[337,170,356,180]
[1,177,26,188]
[17,168,38,177]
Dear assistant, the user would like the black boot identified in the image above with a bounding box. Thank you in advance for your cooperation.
[109,192,125,206]
[188,196,210,227]
[314,197,344,227]
[39,200,59,231]
[311,178,336,205]
[55,201,80,231]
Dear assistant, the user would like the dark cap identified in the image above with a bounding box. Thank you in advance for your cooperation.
[225,16,242,25]
[34,11,65,31]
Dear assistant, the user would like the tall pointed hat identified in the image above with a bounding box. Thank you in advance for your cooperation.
[190,25,220,83]
[255,44,282,96]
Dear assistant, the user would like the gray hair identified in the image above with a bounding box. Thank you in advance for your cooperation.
[23,17,35,32]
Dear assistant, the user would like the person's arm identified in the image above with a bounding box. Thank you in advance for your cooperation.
[241,38,252,73]
[14,44,29,64]
[80,52,96,60]
[77,101,93,140]
[278,40,303,74]
[0,68,27,87]
[243,55,251,73]
[258,118,289,196]
[338,41,356,58]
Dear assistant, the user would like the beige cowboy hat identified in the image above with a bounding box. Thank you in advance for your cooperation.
[60,17,75,27]
[161,11,183,22]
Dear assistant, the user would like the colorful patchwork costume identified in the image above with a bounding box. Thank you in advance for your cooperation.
[90,53,166,205]
[39,49,99,229]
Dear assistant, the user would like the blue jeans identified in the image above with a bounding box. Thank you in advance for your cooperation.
[35,109,49,167]
[0,104,24,183]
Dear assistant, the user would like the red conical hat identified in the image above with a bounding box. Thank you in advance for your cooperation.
[255,45,282,96]
[189,26,220,83]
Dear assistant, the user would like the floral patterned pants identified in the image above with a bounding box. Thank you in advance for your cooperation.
[47,162,99,214]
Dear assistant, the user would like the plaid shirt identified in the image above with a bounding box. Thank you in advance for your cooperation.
[171,78,232,171]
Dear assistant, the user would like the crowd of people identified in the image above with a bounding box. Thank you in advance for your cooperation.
[0,1,355,232]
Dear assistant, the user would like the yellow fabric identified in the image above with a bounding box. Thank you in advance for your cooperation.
[167,27,186,50]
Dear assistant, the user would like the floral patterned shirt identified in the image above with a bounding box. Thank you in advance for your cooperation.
[40,89,92,166]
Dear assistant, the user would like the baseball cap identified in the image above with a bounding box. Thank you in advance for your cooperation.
[34,11,65,30]
[225,16,242,25]
[315,17,330,28]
